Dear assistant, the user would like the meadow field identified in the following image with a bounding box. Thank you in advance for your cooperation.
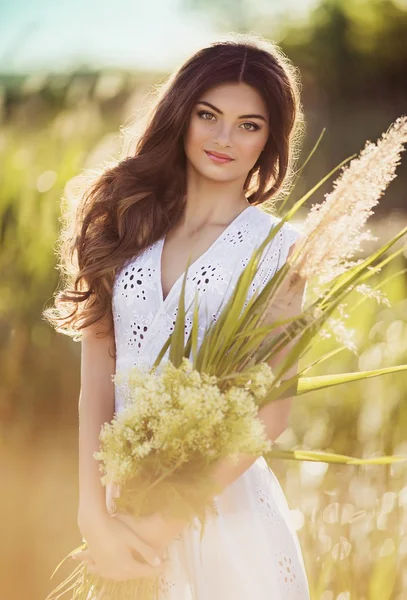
[1,64,407,600]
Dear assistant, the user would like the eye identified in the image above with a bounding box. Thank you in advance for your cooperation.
[197,110,216,121]
[197,110,260,132]
[241,122,260,132]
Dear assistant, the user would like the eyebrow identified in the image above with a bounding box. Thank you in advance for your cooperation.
[196,100,267,123]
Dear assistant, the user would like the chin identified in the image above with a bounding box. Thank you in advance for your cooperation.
[203,169,234,182]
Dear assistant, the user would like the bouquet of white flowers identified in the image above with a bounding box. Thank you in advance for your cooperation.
[46,117,407,600]
[99,358,276,529]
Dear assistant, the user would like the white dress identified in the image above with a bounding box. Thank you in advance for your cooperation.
[112,204,311,599]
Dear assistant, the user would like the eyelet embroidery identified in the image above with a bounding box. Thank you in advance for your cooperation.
[158,573,176,597]
[256,487,280,521]
[128,314,150,350]
[276,550,301,591]
[112,209,302,415]
[113,246,157,306]
[251,461,304,595]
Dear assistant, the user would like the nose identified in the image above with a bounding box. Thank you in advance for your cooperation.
[213,121,233,148]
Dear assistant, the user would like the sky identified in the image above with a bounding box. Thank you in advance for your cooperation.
[0,0,319,74]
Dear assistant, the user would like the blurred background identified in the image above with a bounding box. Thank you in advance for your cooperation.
[1,1,407,599]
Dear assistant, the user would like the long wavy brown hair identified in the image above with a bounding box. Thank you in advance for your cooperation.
[42,32,305,358]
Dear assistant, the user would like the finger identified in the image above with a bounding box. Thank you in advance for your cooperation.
[71,549,90,559]
[125,531,164,568]
[124,557,170,580]
[113,517,163,567]
[71,549,95,564]
[113,512,161,549]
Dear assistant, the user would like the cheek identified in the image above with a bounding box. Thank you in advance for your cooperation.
[241,134,267,159]
[184,120,208,151]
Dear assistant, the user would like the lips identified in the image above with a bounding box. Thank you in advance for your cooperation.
[205,149,233,160]
[204,150,234,164]
[205,150,234,160]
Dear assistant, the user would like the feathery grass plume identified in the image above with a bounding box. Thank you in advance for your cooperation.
[270,116,407,352]
[296,116,407,290]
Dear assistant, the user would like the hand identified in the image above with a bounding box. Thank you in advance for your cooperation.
[114,510,189,553]
[74,509,169,581]
[105,479,189,551]
[74,510,189,570]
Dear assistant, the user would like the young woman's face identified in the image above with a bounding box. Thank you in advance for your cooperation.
[184,82,269,182]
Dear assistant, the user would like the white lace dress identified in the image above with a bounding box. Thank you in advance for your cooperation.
[111,205,311,599]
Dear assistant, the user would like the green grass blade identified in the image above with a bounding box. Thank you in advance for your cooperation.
[169,264,188,367]
[298,364,407,393]
[265,231,407,384]
[263,363,407,404]
[278,127,327,215]
[183,291,200,369]
[279,154,356,224]
[263,448,407,465]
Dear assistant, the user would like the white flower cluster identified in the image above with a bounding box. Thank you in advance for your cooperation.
[94,357,273,489]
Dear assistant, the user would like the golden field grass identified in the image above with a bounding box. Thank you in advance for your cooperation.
[1,74,407,600]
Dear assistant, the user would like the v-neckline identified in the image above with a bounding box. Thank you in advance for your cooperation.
[157,205,254,306]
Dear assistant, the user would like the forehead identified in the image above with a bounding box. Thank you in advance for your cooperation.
[200,82,267,113]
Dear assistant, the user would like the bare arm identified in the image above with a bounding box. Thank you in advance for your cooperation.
[77,315,116,526]
[74,314,170,578]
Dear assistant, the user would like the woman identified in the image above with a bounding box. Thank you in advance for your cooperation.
[44,32,310,599]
